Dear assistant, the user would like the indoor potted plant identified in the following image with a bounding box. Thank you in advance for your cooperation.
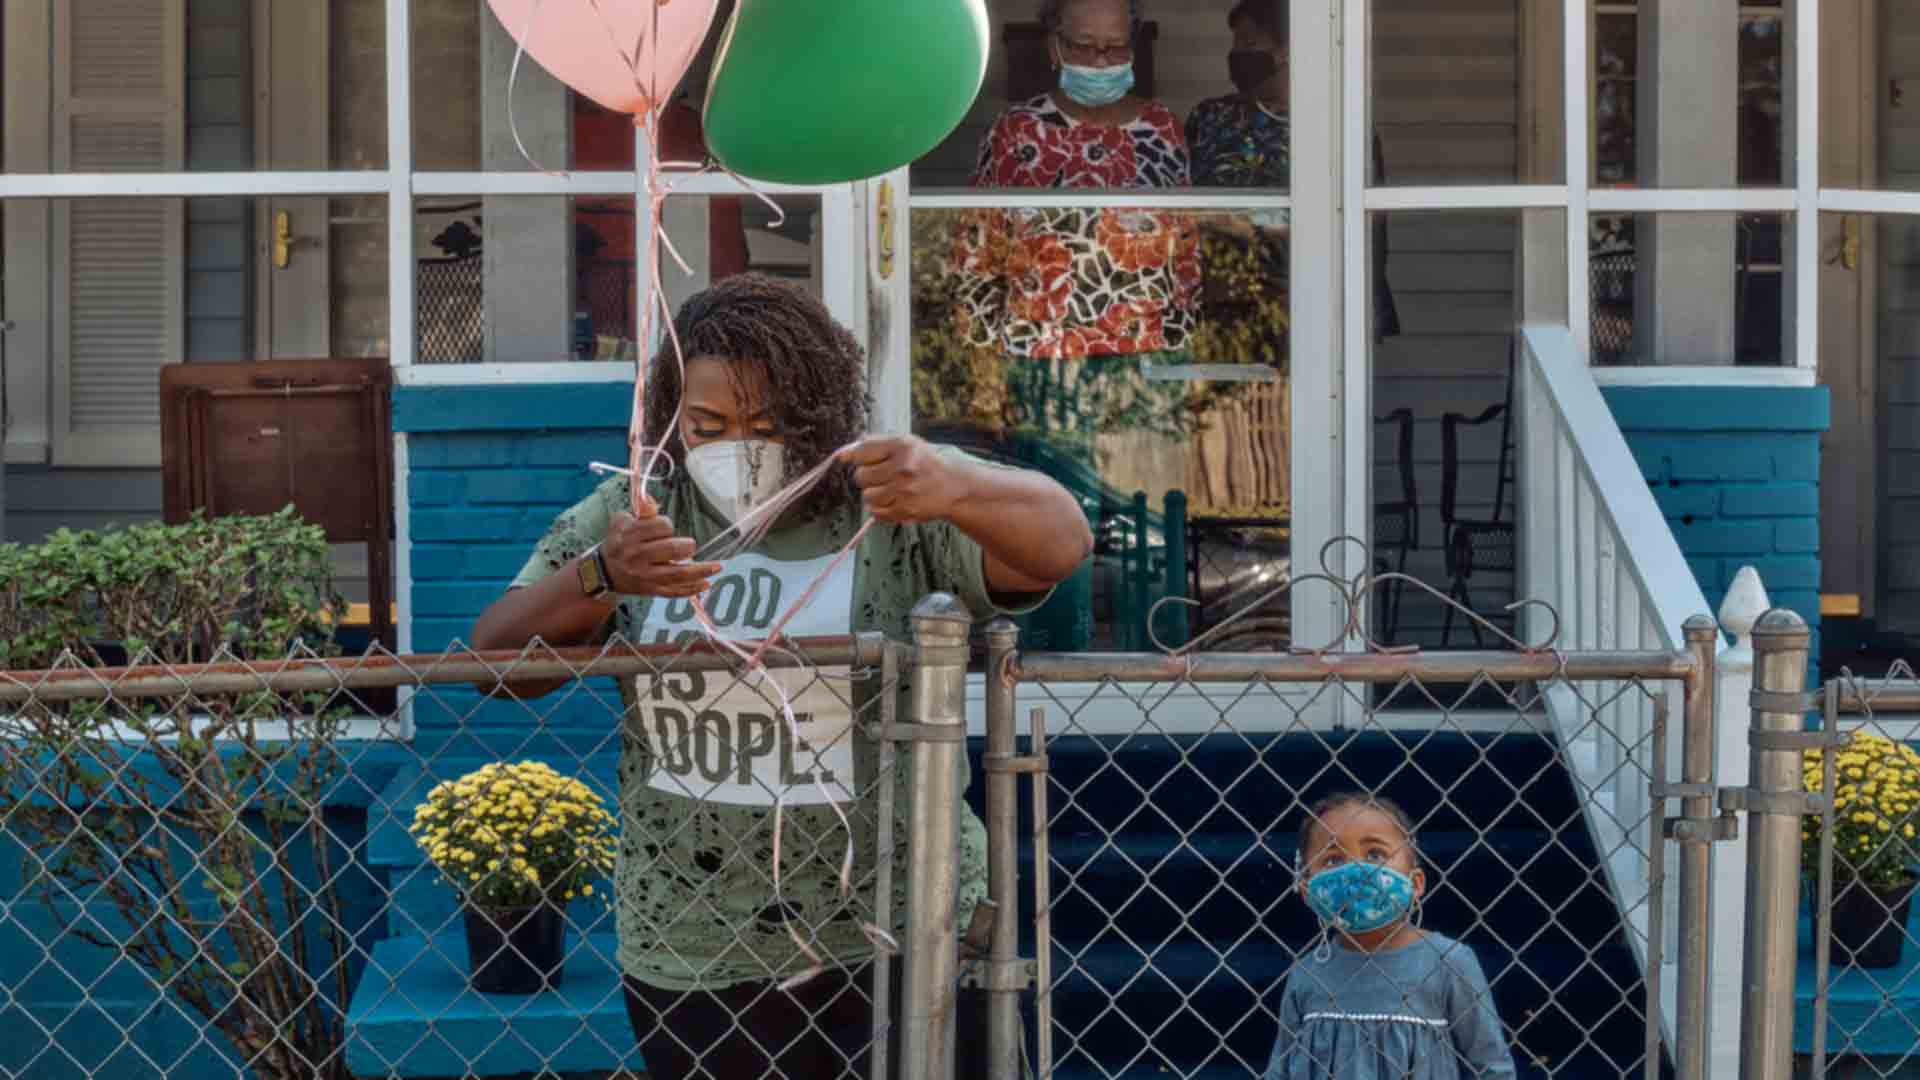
[410,761,617,994]
[1803,731,1920,968]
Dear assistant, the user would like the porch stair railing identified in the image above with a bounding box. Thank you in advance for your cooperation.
[1515,323,1718,1060]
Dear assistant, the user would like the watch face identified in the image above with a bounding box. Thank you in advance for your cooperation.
[579,551,608,596]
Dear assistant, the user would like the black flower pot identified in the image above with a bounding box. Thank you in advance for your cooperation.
[1830,879,1916,970]
[465,903,566,994]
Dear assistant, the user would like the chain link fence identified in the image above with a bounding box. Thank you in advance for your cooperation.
[23,591,1920,1080]
[0,625,985,1080]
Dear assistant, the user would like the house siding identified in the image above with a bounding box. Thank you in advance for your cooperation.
[1602,385,1831,653]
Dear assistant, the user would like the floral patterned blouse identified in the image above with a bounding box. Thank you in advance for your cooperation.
[952,94,1200,360]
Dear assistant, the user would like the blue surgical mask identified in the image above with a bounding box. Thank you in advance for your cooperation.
[1303,861,1416,934]
[1059,61,1135,107]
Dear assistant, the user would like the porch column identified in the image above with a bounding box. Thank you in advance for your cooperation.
[1634,0,1739,365]
[479,2,573,363]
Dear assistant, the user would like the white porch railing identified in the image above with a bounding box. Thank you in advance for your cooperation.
[1515,324,1723,1064]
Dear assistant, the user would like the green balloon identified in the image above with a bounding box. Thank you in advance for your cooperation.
[703,0,989,185]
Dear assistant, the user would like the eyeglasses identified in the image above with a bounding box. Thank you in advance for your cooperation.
[1056,34,1134,65]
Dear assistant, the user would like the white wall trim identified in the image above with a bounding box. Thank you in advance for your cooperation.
[909,190,1291,210]
[395,361,639,386]
[1590,365,1819,388]
[1563,0,1591,360]
[385,0,415,377]
[1338,0,1369,659]
[392,431,416,739]
[410,171,832,198]
[1587,187,1796,213]
[1791,0,1819,373]
[0,171,390,198]
[1362,185,1570,210]
[1820,189,1920,215]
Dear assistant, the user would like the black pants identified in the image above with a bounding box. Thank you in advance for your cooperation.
[623,957,991,1080]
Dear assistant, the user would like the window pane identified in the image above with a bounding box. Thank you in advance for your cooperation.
[912,205,1290,652]
[1588,212,1788,366]
[413,193,820,364]
[912,0,1285,195]
[1590,6,1788,188]
[1595,12,1637,184]
[10,0,388,173]
[409,0,730,173]
[1374,0,1564,185]
[1371,210,1529,651]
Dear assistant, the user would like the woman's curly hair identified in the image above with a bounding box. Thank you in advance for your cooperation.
[640,273,870,519]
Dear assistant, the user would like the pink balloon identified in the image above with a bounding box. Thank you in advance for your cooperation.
[484,0,720,117]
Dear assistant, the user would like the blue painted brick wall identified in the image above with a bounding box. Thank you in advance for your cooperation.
[1602,386,1830,652]
[397,384,638,757]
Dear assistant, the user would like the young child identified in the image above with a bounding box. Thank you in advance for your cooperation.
[1264,792,1516,1080]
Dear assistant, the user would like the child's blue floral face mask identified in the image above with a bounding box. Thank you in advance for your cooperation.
[1302,861,1416,933]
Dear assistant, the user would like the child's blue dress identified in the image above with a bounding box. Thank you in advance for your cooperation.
[1263,932,1515,1080]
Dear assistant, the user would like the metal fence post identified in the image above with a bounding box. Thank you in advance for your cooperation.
[903,594,971,1080]
[1737,608,1811,1080]
[982,619,1024,1080]
[1676,615,1720,1080]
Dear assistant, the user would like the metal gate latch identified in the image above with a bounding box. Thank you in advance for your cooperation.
[1656,782,1740,843]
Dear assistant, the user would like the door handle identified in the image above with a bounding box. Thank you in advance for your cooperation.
[274,210,293,269]
[1828,215,1860,271]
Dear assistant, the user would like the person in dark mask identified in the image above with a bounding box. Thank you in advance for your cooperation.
[1187,0,1400,342]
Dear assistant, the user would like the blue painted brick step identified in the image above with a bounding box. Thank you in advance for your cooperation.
[344,932,643,1079]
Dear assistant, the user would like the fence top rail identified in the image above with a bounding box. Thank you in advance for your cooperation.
[0,633,890,704]
[1829,678,1920,715]
[1009,648,1697,686]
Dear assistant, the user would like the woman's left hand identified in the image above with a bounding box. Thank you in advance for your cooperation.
[838,436,971,525]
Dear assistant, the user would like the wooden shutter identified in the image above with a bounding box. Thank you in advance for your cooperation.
[51,0,186,467]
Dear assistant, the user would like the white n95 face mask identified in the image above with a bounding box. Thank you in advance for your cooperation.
[684,439,788,524]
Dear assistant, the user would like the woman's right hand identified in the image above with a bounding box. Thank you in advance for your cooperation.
[602,499,722,599]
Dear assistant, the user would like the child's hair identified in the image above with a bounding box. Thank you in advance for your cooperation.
[1296,791,1420,866]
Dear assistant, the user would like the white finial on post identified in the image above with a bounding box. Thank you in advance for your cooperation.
[1720,565,1771,654]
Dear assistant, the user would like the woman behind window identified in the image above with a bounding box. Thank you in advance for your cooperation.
[1186,0,1400,343]
[954,0,1198,369]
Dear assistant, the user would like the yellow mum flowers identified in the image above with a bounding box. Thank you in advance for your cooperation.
[408,760,619,910]
[1805,732,1920,891]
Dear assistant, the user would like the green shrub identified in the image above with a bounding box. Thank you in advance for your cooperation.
[0,506,342,670]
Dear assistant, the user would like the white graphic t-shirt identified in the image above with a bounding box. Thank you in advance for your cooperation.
[629,550,858,806]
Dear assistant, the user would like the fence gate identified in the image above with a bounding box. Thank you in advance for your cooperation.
[970,593,1722,1080]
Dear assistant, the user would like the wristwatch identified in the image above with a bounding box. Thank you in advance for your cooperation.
[577,544,614,600]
